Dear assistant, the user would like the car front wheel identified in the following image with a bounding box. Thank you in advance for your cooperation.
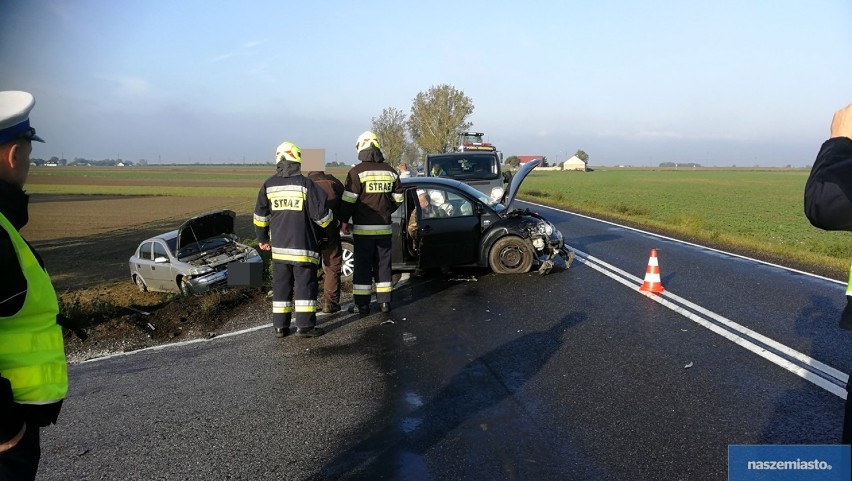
[135,275,148,293]
[178,277,193,296]
[489,236,533,274]
[341,240,355,282]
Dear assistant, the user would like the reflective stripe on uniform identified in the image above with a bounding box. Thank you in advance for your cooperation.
[353,284,372,296]
[352,224,392,236]
[271,247,320,264]
[375,281,393,293]
[253,213,270,227]
[315,208,333,228]
[342,191,358,203]
[295,300,318,313]
[266,184,308,195]
[357,170,398,183]
[392,193,404,203]
[273,301,294,313]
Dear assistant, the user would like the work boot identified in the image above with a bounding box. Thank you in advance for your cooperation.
[274,327,289,338]
[347,304,370,315]
[323,301,341,314]
[380,302,391,313]
[296,326,325,338]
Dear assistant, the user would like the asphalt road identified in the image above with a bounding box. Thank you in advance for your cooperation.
[36,202,852,480]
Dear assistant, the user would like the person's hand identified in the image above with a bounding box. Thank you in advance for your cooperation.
[258,242,271,251]
[831,103,852,140]
[341,223,351,235]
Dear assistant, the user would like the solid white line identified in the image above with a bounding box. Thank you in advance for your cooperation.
[522,200,845,286]
[573,249,848,399]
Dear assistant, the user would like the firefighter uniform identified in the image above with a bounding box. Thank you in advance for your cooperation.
[254,142,334,337]
[306,171,345,313]
[340,132,403,312]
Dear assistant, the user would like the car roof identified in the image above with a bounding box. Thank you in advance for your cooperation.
[140,230,178,245]
[400,176,499,203]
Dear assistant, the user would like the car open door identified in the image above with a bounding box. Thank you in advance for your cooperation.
[416,188,480,270]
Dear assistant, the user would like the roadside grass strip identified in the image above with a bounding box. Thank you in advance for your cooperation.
[572,247,849,400]
[79,274,413,364]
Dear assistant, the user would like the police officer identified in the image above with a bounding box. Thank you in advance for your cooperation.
[803,102,852,442]
[305,168,347,313]
[340,131,403,314]
[254,141,335,338]
[0,91,68,480]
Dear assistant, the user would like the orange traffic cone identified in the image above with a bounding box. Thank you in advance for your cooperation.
[640,249,665,293]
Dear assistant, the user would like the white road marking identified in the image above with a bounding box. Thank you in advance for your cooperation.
[574,247,848,399]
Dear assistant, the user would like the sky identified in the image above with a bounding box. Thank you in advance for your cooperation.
[1,0,850,167]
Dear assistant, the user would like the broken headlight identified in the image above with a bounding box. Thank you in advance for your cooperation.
[536,221,554,236]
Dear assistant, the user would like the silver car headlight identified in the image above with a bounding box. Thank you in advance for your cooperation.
[188,266,214,276]
[491,186,504,201]
[536,221,554,236]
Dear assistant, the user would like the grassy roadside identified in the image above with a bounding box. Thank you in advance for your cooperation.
[518,169,852,280]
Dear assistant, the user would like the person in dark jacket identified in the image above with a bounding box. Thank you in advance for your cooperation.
[254,141,335,338]
[305,169,347,313]
[803,102,852,443]
[340,131,404,314]
[0,91,68,481]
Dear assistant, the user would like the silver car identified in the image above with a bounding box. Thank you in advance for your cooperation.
[129,210,262,295]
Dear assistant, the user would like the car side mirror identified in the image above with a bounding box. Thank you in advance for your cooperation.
[154,256,169,264]
[475,203,485,215]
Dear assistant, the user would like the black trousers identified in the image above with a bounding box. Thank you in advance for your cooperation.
[0,425,40,481]
[352,235,393,306]
[272,261,318,329]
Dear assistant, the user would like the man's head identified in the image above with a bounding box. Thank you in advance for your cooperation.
[431,164,442,176]
[0,91,44,189]
[399,162,409,172]
[275,141,301,164]
[356,131,380,153]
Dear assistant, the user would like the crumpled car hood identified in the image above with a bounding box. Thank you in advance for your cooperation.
[177,210,236,251]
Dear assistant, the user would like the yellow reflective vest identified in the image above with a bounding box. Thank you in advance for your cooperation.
[0,212,67,405]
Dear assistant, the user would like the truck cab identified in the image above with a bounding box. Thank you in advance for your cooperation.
[425,151,508,202]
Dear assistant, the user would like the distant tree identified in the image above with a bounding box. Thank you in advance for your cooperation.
[504,156,520,169]
[408,84,474,154]
[58,158,67,166]
[575,149,589,162]
[400,142,423,171]
[541,156,548,167]
[371,107,409,168]
[138,159,148,166]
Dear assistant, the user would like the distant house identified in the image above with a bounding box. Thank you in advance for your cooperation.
[517,155,544,166]
[562,155,587,172]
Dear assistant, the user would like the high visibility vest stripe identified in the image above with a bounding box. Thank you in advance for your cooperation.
[342,191,358,203]
[272,253,320,264]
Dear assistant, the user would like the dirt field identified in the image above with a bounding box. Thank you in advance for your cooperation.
[22,192,273,362]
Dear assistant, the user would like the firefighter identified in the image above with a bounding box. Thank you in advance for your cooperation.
[340,131,403,314]
[0,91,68,480]
[254,141,335,338]
[305,169,347,313]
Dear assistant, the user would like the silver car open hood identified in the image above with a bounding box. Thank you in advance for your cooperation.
[177,210,236,251]
[504,158,541,210]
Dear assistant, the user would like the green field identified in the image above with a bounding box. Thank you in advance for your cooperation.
[521,168,852,276]
[25,165,852,279]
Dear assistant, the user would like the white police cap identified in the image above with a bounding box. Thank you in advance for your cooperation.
[0,91,44,145]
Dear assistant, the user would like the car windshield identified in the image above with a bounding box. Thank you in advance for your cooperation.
[177,235,230,257]
[426,180,507,214]
[428,154,499,181]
